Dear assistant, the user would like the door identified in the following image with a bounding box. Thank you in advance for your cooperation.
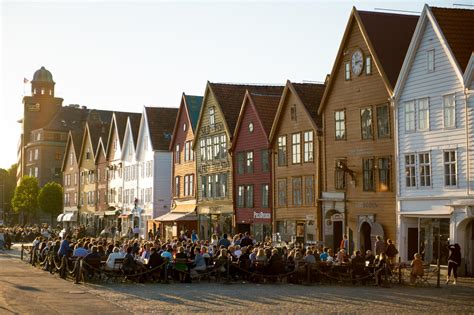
[360,222,372,253]
[333,221,343,252]
[469,221,474,276]
[237,223,250,234]
[296,221,305,245]
[407,227,418,261]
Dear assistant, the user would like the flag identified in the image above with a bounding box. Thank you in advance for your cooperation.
[23,78,29,84]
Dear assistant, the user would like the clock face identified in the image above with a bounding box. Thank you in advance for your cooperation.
[351,49,364,76]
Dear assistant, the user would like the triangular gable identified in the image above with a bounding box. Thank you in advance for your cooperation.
[464,53,474,88]
[105,113,120,160]
[61,131,77,171]
[94,136,107,164]
[169,93,193,151]
[269,80,320,144]
[77,123,94,168]
[394,5,468,100]
[121,117,137,161]
[318,7,418,115]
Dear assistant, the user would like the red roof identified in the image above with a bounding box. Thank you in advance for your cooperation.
[250,92,282,137]
[431,7,474,72]
[358,10,419,88]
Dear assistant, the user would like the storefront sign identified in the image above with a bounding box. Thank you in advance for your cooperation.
[254,211,271,219]
[355,201,379,209]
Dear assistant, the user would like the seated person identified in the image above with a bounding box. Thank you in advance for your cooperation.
[105,247,124,271]
[304,250,317,265]
[365,250,376,265]
[174,246,188,282]
[190,247,207,278]
[375,253,390,285]
[268,249,285,275]
[336,249,347,264]
[122,246,138,275]
[351,250,367,279]
[83,246,103,277]
[73,242,89,258]
[410,253,424,284]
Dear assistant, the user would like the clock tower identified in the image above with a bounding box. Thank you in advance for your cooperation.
[19,66,63,180]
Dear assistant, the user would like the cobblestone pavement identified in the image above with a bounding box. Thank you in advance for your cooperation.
[1,246,474,314]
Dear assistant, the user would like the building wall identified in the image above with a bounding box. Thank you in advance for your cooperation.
[153,151,172,218]
[233,99,272,226]
[272,90,319,241]
[96,148,108,212]
[321,19,396,248]
[107,127,124,210]
[63,143,79,213]
[79,137,97,214]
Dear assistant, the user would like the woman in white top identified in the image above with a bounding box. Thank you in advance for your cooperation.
[105,247,125,270]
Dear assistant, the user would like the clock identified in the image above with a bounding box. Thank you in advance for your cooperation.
[248,122,254,133]
[351,49,364,76]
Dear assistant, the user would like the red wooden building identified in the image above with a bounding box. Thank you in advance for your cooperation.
[231,90,282,241]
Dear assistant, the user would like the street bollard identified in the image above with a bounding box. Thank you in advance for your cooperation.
[436,258,441,288]
[398,257,402,285]
[20,244,24,261]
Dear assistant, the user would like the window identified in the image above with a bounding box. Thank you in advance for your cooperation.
[207,175,213,198]
[305,176,314,205]
[261,184,269,208]
[213,135,220,159]
[427,49,434,72]
[201,176,207,198]
[278,136,287,166]
[237,152,245,174]
[444,150,457,186]
[292,177,302,206]
[220,134,227,159]
[278,179,287,207]
[175,144,180,164]
[303,131,313,162]
[214,174,221,198]
[365,56,372,75]
[29,150,33,162]
[184,141,193,161]
[34,149,39,160]
[261,150,269,173]
[404,101,415,132]
[86,148,91,160]
[220,173,228,197]
[418,98,429,130]
[174,176,180,197]
[335,159,346,190]
[405,154,416,187]
[443,94,455,128]
[290,105,297,121]
[209,107,215,126]
[246,151,254,173]
[144,136,148,151]
[206,138,212,161]
[378,157,391,192]
[362,158,375,191]
[376,104,390,138]
[183,123,187,131]
[246,185,254,208]
[237,185,245,207]
[41,89,45,95]
[419,152,431,187]
[360,107,373,140]
[345,62,350,80]
[335,110,345,140]
[292,133,301,164]
[184,175,194,196]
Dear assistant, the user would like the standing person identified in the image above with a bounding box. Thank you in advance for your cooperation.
[447,243,461,285]
[191,230,199,243]
[218,233,231,248]
[148,229,154,241]
[339,234,349,253]
[374,235,385,256]
[385,239,399,266]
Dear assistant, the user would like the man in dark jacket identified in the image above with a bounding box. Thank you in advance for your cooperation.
[218,234,231,248]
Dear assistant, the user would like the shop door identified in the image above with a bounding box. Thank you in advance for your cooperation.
[333,221,343,252]
[237,223,251,234]
[407,227,418,261]
[296,221,305,245]
[360,222,372,253]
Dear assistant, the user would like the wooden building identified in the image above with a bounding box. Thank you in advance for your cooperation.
[318,8,418,253]
[193,82,283,239]
[95,136,108,230]
[269,81,325,244]
[156,94,203,240]
[231,90,282,241]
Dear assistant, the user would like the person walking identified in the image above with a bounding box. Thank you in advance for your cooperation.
[385,239,398,266]
[374,235,385,256]
[446,243,461,285]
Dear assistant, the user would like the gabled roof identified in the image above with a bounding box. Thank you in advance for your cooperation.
[61,130,82,171]
[129,112,142,146]
[94,136,107,164]
[194,82,284,142]
[464,53,474,88]
[431,7,474,72]
[270,81,325,143]
[41,106,90,133]
[145,107,178,151]
[231,90,282,151]
[318,8,418,115]
[184,95,203,132]
[87,111,113,155]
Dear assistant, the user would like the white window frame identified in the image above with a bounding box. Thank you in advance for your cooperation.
[405,154,416,188]
[292,133,301,164]
[427,49,435,72]
[417,98,430,131]
[418,152,431,188]
[344,62,350,81]
[443,150,457,187]
[443,94,456,129]
[404,101,416,132]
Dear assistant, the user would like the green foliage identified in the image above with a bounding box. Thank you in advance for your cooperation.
[37,181,63,218]
[11,176,39,216]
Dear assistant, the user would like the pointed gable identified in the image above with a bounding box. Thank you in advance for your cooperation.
[291,83,326,129]
[249,92,282,137]
[209,83,284,136]
[145,107,178,151]
[184,95,203,132]
[430,7,474,72]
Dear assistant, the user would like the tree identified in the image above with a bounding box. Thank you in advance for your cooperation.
[11,176,39,224]
[0,164,18,224]
[37,182,63,225]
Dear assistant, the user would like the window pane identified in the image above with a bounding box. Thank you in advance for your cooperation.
[376,105,389,138]
[278,136,287,166]
[405,154,416,187]
[418,98,429,130]
[246,151,254,173]
[378,158,391,192]
[292,177,302,206]
[278,179,286,207]
[304,131,313,162]
[335,111,346,140]
[363,158,375,191]
[292,133,301,164]
[261,150,269,172]
[262,184,269,208]
[405,101,415,132]
[237,152,245,174]
[361,108,373,139]
[305,176,314,205]
[246,185,253,208]
[443,95,455,128]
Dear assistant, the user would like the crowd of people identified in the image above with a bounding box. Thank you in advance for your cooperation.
[1,224,463,286]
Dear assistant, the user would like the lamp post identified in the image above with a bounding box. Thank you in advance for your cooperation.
[436,219,441,288]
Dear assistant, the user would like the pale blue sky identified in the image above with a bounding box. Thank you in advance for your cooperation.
[0,0,461,169]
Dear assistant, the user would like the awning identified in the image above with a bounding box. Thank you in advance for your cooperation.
[399,209,453,217]
[171,204,196,213]
[154,212,198,222]
[118,213,132,219]
[57,214,65,222]
[63,212,78,222]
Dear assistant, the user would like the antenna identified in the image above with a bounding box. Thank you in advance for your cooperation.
[374,8,421,14]
[453,3,474,7]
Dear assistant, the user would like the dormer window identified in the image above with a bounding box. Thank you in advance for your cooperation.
[86,149,91,160]
[49,89,52,95]
[427,50,435,72]
[183,123,187,131]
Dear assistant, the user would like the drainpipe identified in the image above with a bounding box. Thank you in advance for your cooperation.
[465,87,471,196]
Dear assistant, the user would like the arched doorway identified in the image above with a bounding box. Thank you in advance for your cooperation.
[467,220,474,276]
[360,222,372,253]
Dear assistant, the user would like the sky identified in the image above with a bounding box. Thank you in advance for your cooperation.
[0,0,467,169]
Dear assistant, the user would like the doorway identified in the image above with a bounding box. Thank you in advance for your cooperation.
[360,222,372,253]
[407,227,418,261]
[468,220,474,276]
[333,221,343,252]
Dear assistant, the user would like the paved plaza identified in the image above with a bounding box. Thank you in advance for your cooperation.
[1,246,474,314]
